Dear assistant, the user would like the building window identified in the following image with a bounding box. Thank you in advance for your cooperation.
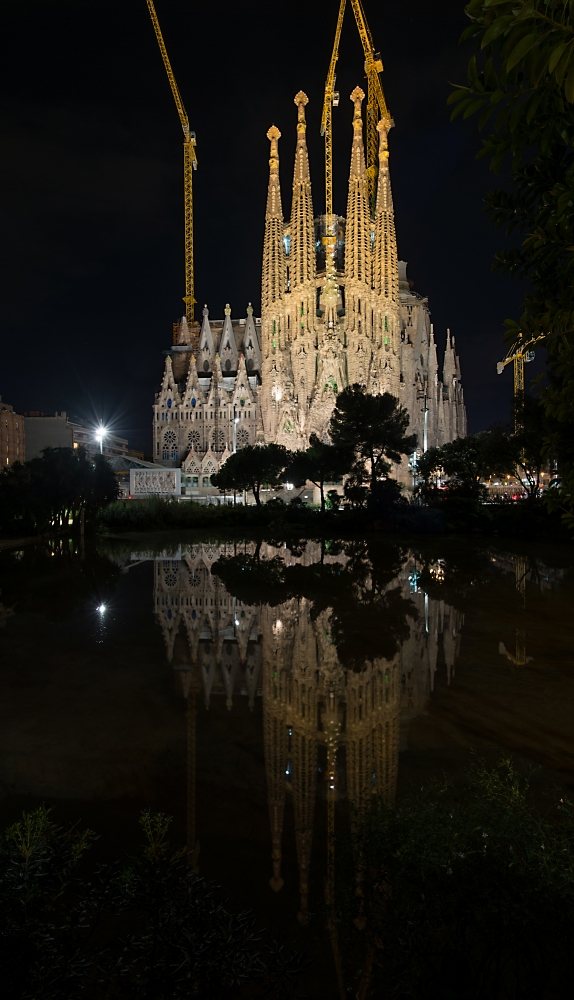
[191,476,199,487]
[162,429,177,461]
[237,427,249,449]
[202,476,210,487]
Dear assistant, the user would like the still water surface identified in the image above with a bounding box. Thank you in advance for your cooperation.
[0,533,573,988]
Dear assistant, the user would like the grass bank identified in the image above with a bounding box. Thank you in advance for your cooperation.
[95,495,570,540]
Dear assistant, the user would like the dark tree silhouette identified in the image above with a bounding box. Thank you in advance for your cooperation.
[211,444,290,505]
[329,385,417,500]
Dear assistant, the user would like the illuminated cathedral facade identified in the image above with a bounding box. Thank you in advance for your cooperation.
[153,87,466,490]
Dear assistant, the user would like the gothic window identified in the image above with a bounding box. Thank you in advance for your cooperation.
[188,570,201,588]
[163,430,177,461]
[237,427,249,449]
[247,358,253,370]
[211,428,226,451]
[187,429,201,451]
[162,560,179,588]
[224,359,231,371]
[203,360,209,371]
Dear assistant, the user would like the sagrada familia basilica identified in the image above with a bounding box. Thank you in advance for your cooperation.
[153,86,466,491]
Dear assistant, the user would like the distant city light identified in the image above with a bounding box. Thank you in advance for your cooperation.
[97,604,106,614]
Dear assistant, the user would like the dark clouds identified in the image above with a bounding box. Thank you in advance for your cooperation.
[0,0,539,448]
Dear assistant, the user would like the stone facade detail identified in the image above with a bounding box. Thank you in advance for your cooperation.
[258,89,467,476]
[153,306,261,491]
[130,468,180,496]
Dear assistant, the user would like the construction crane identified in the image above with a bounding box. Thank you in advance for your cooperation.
[145,0,197,329]
[321,0,390,232]
[496,333,545,432]
[321,0,346,228]
[349,0,390,213]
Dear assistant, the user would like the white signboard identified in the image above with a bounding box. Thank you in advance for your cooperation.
[130,468,181,496]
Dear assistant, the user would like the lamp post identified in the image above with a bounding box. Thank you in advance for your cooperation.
[95,425,107,455]
[233,413,239,454]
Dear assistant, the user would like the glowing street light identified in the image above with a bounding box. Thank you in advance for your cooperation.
[97,603,106,614]
[94,424,107,455]
[233,414,240,453]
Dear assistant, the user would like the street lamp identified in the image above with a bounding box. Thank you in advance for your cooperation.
[94,424,107,455]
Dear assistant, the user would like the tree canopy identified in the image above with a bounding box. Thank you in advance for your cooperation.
[283,434,353,511]
[329,385,417,504]
[0,448,119,537]
[210,444,290,506]
[449,0,574,526]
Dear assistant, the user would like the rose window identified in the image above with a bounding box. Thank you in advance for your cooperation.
[211,428,226,451]
[162,560,179,588]
[187,429,201,451]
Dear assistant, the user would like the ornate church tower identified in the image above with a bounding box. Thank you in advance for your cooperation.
[258,85,466,474]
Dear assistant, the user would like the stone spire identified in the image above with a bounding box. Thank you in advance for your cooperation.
[219,303,238,373]
[198,305,215,373]
[373,116,399,304]
[262,126,285,312]
[243,303,262,373]
[344,88,371,287]
[443,328,456,386]
[290,92,315,292]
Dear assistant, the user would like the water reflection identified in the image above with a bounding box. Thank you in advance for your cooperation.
[149,539,464,920]
[1,534,571,939]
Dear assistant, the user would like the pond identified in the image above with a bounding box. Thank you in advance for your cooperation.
[1,532,573,994]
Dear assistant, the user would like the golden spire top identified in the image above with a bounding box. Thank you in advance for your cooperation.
[267,125,281,173]
[376,116,393,193]
[350,86,365,131]
[224,303,231,316]
[294,91,309,133]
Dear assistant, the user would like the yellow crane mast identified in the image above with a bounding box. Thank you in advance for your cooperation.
[320,0,346,284]
[349,0,390,213]
[321,0,390,230]
[496,333,545,432]
[321,0,346,225]
[145,0,197,330]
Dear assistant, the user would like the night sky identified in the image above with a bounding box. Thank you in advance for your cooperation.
[0,0,542,453]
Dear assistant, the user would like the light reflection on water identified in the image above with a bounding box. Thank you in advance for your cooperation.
[0,534,573,932]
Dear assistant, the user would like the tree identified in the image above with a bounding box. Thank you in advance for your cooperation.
[283,434,353,512]
[330,385,417,500]
[0,448,119,537]
[211,444,290,506]
[449,1,574,526]
[506,395,553,502]
[414,446,444,501]
[437,430,508,499]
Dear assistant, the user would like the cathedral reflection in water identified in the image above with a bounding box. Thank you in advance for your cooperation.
[152,541,463,919]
